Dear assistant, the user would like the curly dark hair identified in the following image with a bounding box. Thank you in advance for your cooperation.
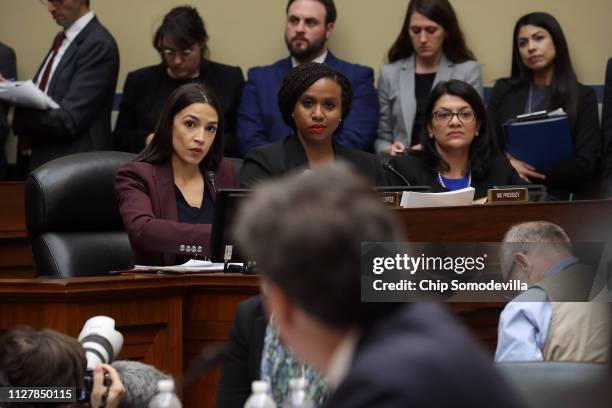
[387,0,474,63]
[153,6,209,58]
[277,62,352,132]
[420,80,495,178]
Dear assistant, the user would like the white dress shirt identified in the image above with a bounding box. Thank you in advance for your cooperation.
[37,10,95,93]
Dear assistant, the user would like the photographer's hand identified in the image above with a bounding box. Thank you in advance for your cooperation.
[90,364,125,408]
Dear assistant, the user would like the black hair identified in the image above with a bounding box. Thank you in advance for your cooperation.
[420,79,495,178]
[510,12,580,127]
[152,6,209,58]
[278,62,352,132]
[136,83,224,171]
[286,0,337,25]
[387,0,474,63]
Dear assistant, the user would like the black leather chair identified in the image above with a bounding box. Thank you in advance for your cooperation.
[26,151,136,277]
[496,361,611,408]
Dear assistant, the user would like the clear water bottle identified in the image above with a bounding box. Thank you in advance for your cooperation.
[148,379,182,408]
[244,380,277,408]
[282,378,314,408]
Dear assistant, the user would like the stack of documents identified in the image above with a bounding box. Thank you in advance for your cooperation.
[133,259,240,274]
[0,80,59,109]
[400,187,475,208]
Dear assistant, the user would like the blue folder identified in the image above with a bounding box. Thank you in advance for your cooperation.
[503,115,574,170]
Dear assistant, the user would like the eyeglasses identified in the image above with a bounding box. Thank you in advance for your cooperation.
[40,0,63,6]
[162,48,195,60]
[432,110,476,124]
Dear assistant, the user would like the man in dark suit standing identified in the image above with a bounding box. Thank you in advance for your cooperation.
[0,42,17,179]
[236,0,378,156]
[5,0,119,171]
[233,163,522,408]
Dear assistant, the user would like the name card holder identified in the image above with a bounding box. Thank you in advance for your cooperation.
[380,191,401,208]
[487,187,529,204]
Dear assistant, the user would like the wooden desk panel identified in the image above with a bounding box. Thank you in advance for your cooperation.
[395,199,612,242]
[0,182,33,277]
[0,273,260,408]
[0,196,611,406]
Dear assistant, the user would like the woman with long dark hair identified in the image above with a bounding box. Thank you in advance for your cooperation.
[388,80,524,199]
[114,6,244,157]
[376,0,482,156]
[115,83,239,266]
[488,12,601,200]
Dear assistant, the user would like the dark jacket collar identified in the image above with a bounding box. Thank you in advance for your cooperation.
[283,133,349,170]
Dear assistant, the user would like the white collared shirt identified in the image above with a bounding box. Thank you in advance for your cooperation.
[291,49,328,68]
[37,10,95,93]
[325,330,359,390]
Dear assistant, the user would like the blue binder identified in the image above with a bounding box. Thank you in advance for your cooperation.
[503,115,574,170]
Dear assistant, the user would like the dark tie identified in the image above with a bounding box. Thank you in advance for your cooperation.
[19,31,66,156]
[38,31,66,92]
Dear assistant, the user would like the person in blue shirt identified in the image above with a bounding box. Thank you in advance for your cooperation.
[495,221,609,362]
[236,0,378,156]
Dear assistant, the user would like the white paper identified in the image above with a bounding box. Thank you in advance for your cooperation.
[0,80,60,109]
[134,259,243,273]
[400,187,476,208]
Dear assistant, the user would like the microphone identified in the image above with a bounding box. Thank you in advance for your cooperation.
[206,170,216,193]
[383,162,411,186]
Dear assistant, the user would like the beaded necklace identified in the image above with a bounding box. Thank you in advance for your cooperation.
[437,171,472,189]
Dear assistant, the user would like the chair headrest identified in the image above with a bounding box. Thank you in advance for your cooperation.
[26,151,135,237]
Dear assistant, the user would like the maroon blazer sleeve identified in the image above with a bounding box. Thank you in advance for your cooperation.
[115,160,238,265]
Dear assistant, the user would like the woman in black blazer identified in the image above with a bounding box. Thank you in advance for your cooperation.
[389,80,524,200]
[114,6,244,157]
[239,62,385,187]
[488,12,600,200]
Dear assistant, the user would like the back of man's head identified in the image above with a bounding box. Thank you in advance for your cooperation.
[111,360,171,408]
[500,221,573,279]
[286,0,337,24]
[0,328,86,404]
[234,163,403,330]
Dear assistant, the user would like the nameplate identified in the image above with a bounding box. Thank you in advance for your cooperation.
[487,188,528,204]
[380,192,401,208]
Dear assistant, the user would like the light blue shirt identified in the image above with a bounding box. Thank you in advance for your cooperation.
[494,256,579,362]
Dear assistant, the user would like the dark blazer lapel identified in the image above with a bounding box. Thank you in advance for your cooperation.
[34,34,60,83]
[284,134,309,171]
[276,57,293,83]
[48,17,99,95]
[324,51,339,67]
[153,161,178,265]
[505,84,530,120]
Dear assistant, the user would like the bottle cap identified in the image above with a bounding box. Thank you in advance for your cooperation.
[289,378,308,390]
[157,379,175,392]
[251,380,269,393]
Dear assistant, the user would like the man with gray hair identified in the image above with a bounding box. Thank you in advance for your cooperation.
[495,221,609,362]
[111,360,171,408]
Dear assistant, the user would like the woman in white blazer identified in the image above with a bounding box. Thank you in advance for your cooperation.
[376,0,483,155]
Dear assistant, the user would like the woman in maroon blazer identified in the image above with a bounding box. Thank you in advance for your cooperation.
[115,83,239,266]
